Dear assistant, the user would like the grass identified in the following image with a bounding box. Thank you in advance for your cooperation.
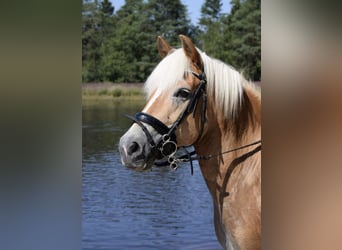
[82,83,145,101]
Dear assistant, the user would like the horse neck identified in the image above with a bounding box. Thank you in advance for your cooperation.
[194,84,261,188]
[193,84,261,249]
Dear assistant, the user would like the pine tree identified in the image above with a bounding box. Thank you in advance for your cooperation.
[145,0,194,45]
[99,0,196,83]
[82,0,103,82]
[223,0,261,81]
[200,0,222,25]
[100,0,114,16]
[82,0,200,83]
[99,0,148,82]
[198,0,224,60]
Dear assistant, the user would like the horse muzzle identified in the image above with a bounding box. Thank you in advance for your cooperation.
[119,123,162,171]
[119,138,151,171]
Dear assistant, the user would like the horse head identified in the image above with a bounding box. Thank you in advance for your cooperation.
[119,35,207,171]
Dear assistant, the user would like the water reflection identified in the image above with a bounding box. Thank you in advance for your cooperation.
[82,99,221,250]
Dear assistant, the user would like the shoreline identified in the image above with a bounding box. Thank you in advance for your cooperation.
[82,83,145,101]
[82,82,144,89]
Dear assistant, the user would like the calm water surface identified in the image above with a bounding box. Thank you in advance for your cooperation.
[82,99,222,250]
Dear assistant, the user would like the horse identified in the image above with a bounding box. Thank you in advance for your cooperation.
[119,35,261,250]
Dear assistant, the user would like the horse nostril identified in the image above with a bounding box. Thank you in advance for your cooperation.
[128,141,140,155]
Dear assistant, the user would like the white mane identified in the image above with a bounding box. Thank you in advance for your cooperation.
[145,48,245,119]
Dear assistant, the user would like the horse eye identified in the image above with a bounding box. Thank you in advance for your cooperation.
[174,88,191,99]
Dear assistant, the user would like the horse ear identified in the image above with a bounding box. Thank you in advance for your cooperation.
[179,35,203,71]
[157,36,174,58]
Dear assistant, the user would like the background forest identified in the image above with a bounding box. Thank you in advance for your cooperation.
[82,0,260,83]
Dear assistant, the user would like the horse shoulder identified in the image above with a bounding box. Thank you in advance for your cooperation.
[221,152,261,250]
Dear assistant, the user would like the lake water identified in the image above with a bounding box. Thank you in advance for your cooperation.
[82,99,222,250]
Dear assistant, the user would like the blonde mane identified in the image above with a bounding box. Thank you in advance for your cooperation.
[145,48,258,120]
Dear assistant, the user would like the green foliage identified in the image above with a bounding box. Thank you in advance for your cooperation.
[82,0,102,82]
[100,0,114,16]
[82,84,144,98]
[112,88,123,97]
[81,0,261,83]
[200,0,222,24]
[198,0,224,60]
[198,0,260,81]
[145,0,195,44]
[223,0,261,81]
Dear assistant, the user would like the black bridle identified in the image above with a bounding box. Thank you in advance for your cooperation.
[124,70,261,174]
[124,71,208,169]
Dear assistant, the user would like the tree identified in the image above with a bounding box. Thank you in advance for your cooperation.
[145,0,195,45]
[100,0,114,16]
[82,0,103,82]
[200,0,222,25]
[223,0,261,81]
[99,0,197,83]
[99,0,149,82]
[82,0,117,82]
[198,0,224,60]
[83,0,229,83]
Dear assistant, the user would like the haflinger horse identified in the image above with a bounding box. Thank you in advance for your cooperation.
[119,35,261,250]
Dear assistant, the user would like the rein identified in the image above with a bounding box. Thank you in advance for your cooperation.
[154,140,262,175]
